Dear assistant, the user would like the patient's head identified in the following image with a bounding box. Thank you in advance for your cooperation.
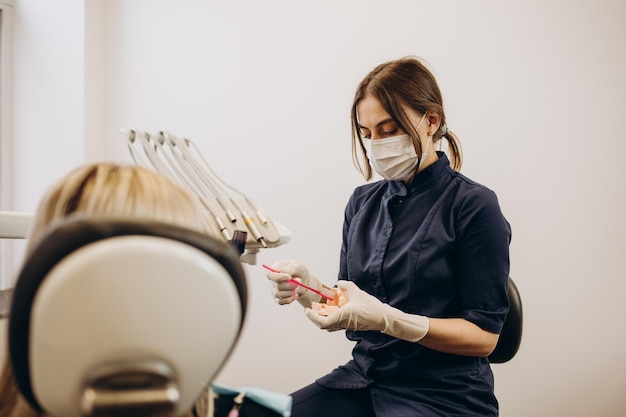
[27,162,205,253]
[1,162,209,417]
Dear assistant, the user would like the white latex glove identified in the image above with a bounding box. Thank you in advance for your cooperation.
[304,280,430,343]
[265,260,334,308]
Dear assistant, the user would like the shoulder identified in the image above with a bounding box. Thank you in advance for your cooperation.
[447,170,510,237]
[447,170,501,209]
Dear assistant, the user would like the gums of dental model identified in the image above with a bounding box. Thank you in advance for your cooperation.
[311,287,349,316]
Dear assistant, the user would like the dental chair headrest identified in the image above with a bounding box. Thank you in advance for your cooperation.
[8,216,247,417]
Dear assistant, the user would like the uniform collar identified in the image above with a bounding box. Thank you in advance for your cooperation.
[386,152,449,197]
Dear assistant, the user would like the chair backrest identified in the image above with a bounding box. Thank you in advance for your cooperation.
[488,276,523,363]
[8,216,247,417]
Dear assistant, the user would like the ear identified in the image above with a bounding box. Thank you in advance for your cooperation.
[426,112,441,136]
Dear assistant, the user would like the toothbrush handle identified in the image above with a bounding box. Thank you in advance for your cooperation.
[288,278,333,300]
[262,264,334,300]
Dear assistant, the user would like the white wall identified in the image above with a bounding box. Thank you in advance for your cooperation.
[12,0,86,210]
[8,0,626,416]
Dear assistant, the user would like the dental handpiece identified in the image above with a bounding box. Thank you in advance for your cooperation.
[241,210,267,248]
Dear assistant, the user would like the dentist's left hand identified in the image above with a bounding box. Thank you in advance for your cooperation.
[304,280,430,343]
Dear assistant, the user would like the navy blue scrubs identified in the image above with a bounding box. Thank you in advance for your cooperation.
[293,153,511,417]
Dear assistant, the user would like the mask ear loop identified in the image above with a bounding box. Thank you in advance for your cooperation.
[417,135,432,171]
[414,113,429,171]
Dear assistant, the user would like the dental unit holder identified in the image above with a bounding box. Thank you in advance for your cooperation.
[122,129,290,264]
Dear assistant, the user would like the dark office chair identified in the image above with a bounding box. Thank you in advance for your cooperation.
[8,216,248,417]
[488,277,523,363]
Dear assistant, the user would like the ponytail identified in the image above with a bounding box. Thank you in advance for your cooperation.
[443,129,463,171]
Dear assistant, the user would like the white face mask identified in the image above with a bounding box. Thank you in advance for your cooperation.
[362,113,429,181]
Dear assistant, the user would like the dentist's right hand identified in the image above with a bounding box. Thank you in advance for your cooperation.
[265,260,331,308]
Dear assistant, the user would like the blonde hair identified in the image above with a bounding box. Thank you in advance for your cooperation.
[26,162,206,254]
[1,162,211,417]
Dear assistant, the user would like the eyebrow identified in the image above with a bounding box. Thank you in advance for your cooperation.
[358,118,396,130]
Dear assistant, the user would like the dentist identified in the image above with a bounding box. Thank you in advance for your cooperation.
[267,56,511,417]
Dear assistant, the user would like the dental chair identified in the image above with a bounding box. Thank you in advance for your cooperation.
[487,277,523,364]
[8,216,248,417]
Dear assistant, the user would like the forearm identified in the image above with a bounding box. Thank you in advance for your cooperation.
[418,317,499,357]
[305,281,500,358]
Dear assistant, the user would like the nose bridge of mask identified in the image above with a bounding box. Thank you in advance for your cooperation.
[368,135,417,159]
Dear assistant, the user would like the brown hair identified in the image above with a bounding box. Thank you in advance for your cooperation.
[351,56,462,180]
[0,163,208,417]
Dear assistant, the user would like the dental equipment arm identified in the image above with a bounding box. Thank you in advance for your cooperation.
[265,260,334,308]
[304,280,429,343]
[122,129,292,265]
[0,211,32,239]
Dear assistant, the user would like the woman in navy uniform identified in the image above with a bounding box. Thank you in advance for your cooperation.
[266,56,511,417]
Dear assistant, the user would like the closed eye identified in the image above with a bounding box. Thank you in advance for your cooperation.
[359,120,403,139]
[382,127,398,136]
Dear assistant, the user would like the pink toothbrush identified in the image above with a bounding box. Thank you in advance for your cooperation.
[262,264,334,300]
